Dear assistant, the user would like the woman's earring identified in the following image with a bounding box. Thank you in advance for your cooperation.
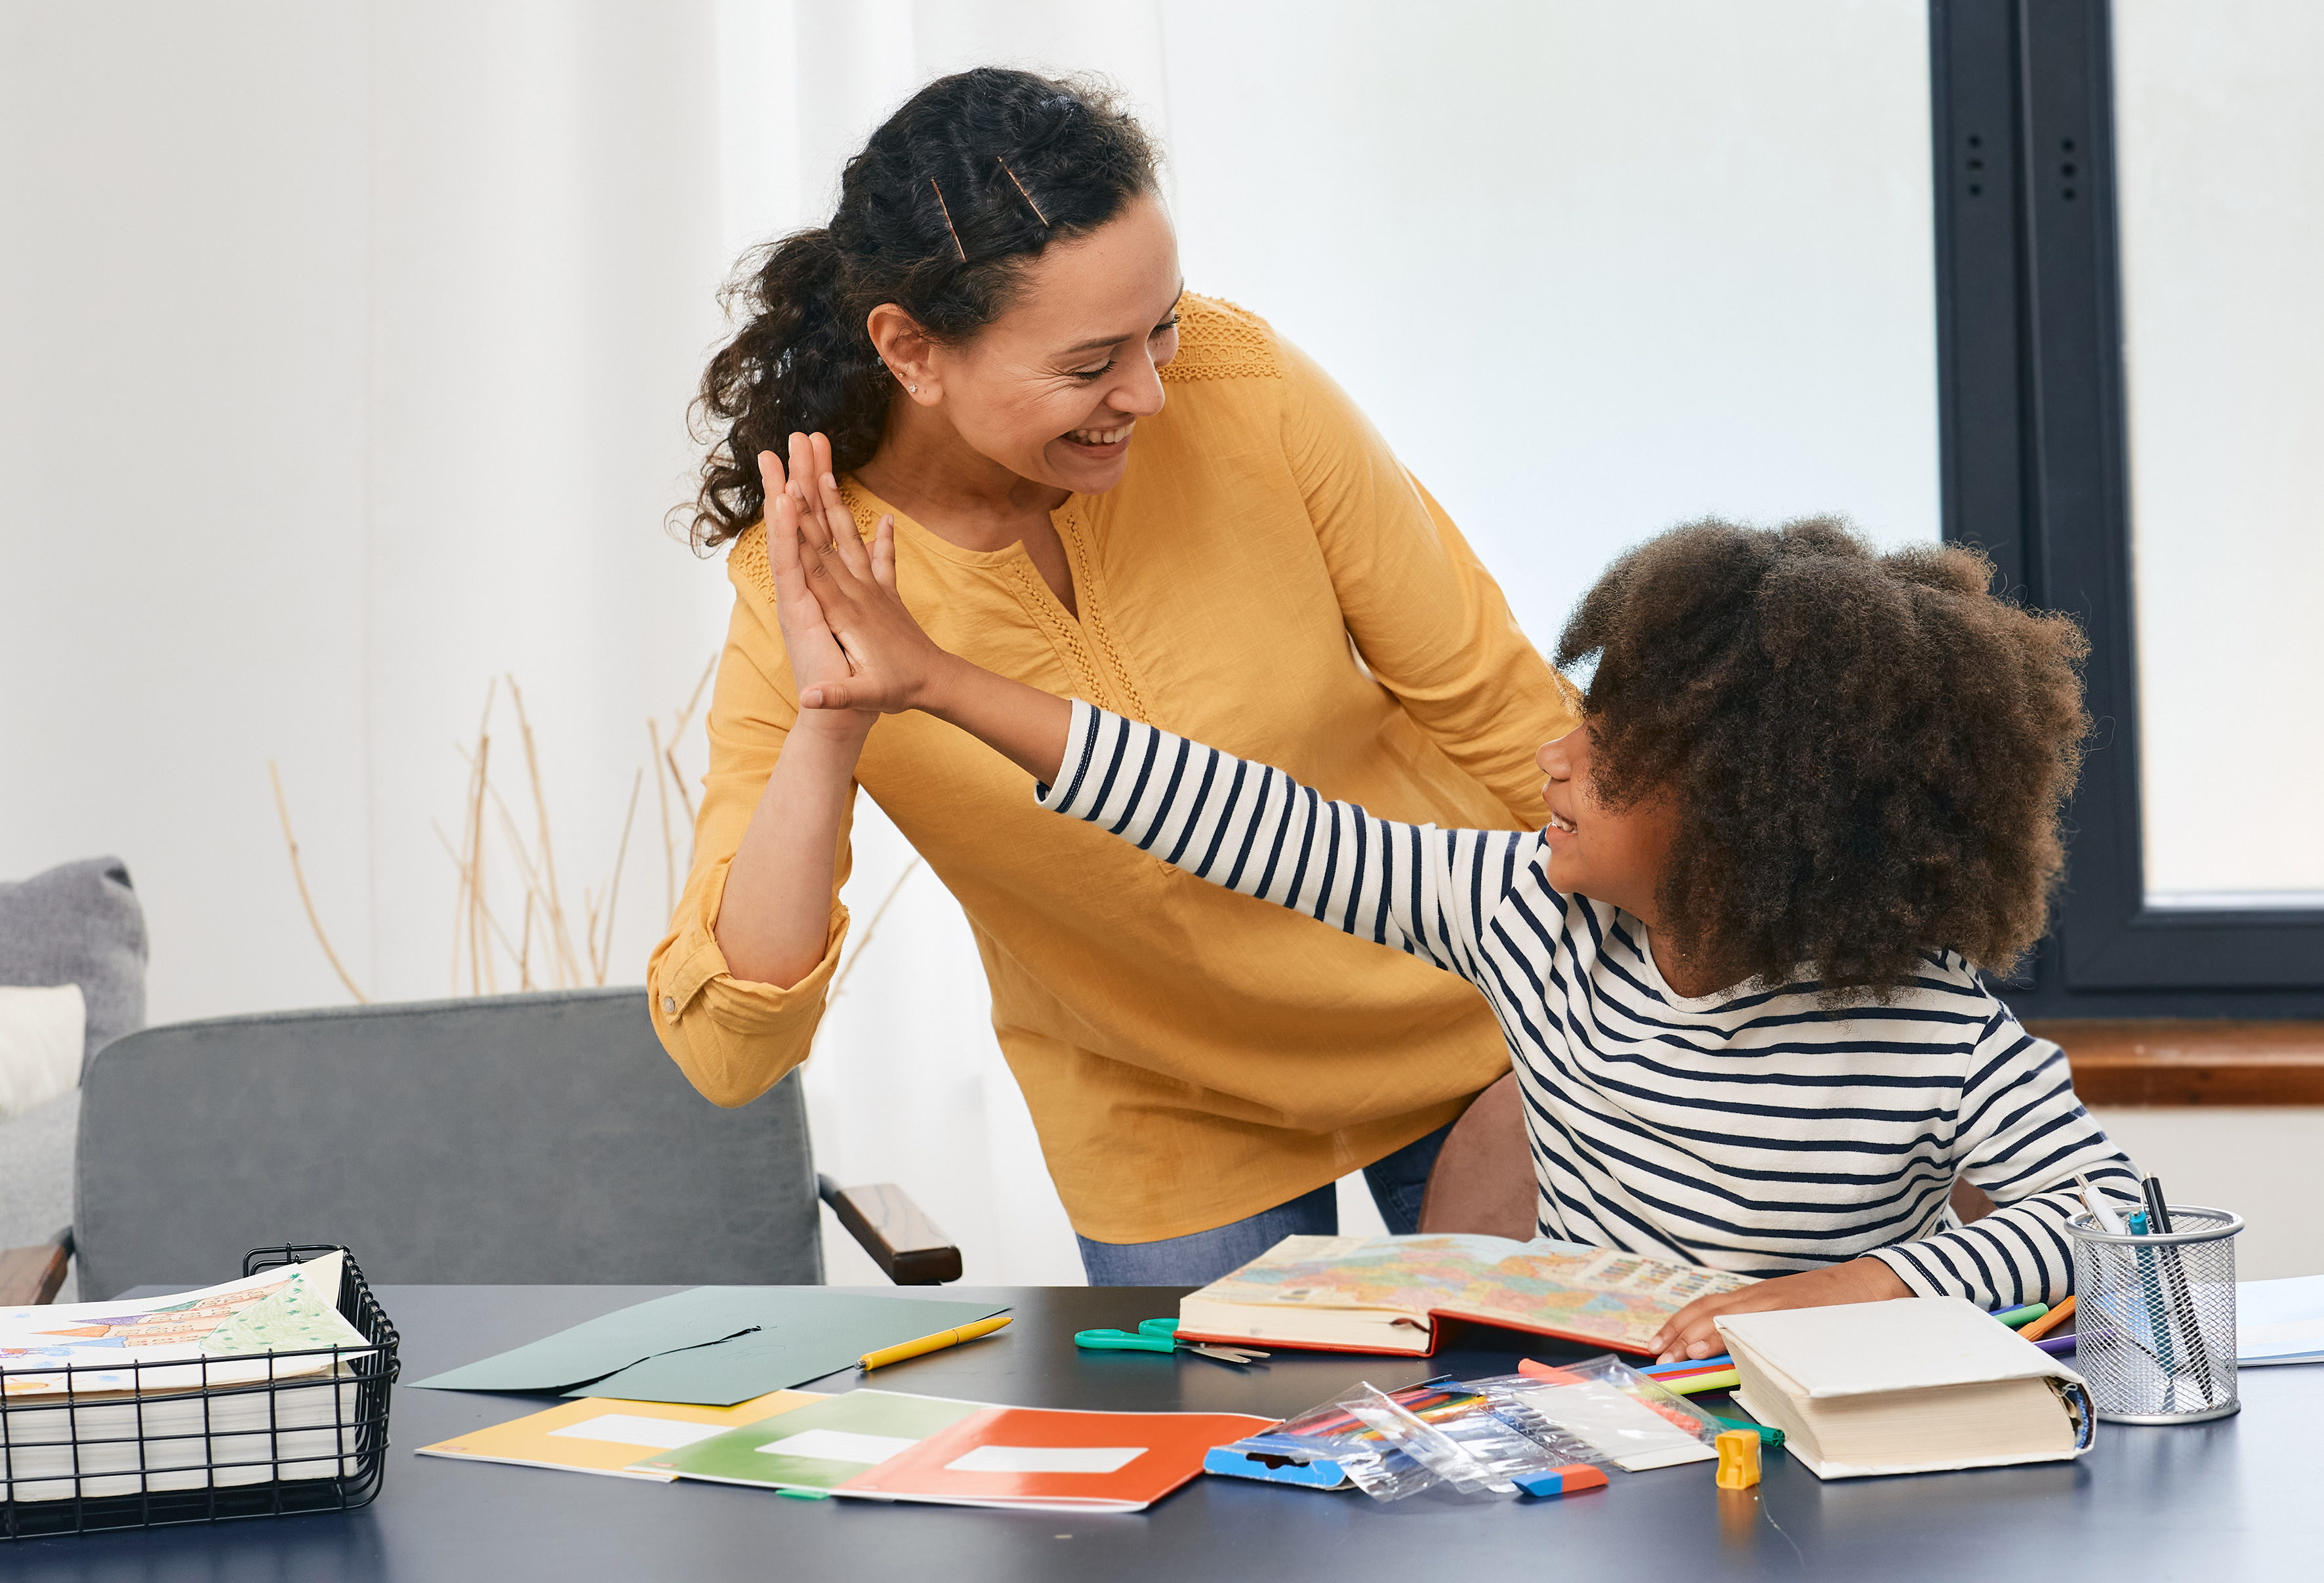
[909,384,920,394]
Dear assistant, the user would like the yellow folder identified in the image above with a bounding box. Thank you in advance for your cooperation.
[417,1389,825,1481]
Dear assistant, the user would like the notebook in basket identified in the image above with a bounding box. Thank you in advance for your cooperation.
[0,1246,398,1540]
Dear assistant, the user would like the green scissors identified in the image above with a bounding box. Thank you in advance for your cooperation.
[1072,1317,1269,1366]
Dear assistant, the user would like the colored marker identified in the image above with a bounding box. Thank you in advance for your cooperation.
[1701,1412,1785,1447]
[1991,1302,2050,1328]
[1659,1368,1742,1397]
[1642,1355,1733,1375]
[1642,1365,1738,1386]
[2019,1295,2075,1341]
[2075,1172,2127,1236]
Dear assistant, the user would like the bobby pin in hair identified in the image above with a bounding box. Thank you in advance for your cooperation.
[929,178,968,262]
[996,158,1050,227]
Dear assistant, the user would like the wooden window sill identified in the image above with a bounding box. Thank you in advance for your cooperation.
[2029,1019,2324,1106]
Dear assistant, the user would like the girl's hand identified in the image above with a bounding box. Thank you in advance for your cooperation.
[772,444,951,715]
[1648,1257,1911,1362]
[759,434,887,734]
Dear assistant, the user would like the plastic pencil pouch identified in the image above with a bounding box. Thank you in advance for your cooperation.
[1337,1382,1600,1500]
[1473,1357,1720,1472]
[1204,1378,1465,1497]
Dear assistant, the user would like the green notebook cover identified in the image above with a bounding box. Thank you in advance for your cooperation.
[633,1390,988,1490]
[410,1289,1008,1405]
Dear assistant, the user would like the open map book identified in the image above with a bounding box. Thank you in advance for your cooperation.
[1177,1234,1757,1357]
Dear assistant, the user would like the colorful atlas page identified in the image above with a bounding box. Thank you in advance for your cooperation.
[636,1389,1273,1513]
[0,1251,370,1397]
[414,1389,826,1480]
[1177,1233,1756,1357]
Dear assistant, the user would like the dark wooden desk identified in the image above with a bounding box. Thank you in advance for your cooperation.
[9,1284,2319,1580]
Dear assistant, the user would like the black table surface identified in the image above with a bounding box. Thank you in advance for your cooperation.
[9,1283,2319,1580]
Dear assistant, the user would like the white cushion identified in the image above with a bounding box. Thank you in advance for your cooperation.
[0,984,85,1120]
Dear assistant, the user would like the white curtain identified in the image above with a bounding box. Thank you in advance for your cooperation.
[0,1,1936,1283]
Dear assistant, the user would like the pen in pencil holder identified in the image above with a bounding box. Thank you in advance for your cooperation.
[2066,1204,2242,1425]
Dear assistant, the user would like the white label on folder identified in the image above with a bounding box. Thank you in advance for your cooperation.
[546,1414,731,1451]
[943,1445,1146,1475]
[756,1429,920,1465]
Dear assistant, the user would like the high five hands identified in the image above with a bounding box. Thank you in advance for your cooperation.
[758,434,945,718]
[757,432,1072,782]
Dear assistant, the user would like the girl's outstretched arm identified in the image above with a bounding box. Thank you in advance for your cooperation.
[786,505,1531,981]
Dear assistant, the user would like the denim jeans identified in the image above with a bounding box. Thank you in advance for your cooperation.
[1075,1120,1454,1287]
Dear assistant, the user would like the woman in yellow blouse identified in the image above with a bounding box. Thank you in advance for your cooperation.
[650,67,1576,1283]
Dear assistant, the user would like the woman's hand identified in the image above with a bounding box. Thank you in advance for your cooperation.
[1648,1257,1911,1363]
[770,445,951,715]
[712,434,888,990]
[759,434,894,733]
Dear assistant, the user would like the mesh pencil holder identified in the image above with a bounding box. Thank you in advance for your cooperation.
[2068,1206,2241,1425]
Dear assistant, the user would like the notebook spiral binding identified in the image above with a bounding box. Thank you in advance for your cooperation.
[0,1244,400,1540]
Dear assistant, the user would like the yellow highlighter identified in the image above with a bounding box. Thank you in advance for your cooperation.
[859,1315,1013,1371]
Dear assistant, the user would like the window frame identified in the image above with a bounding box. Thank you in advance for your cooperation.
[1929,0,2324,1016]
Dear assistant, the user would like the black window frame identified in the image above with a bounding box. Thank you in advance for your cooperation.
[1930,0,2324,1018]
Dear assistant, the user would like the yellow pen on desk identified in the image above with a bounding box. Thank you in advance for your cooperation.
[859,1315,1013,1370]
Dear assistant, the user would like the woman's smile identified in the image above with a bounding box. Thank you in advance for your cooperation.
[1063,418,1137,452]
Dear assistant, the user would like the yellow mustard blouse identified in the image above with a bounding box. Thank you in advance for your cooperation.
[647,295,1580,1243]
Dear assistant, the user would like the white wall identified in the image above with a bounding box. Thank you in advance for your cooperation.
[2090,1109,2324,1281]
[1,3,737,1022]
[3,3,378,1019]
[3,1,1938,1285]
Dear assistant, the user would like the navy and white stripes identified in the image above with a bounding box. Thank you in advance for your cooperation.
[1038,702,2138,1305]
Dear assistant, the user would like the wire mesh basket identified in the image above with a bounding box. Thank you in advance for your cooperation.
[1,1244,399,1540]
[2068,1206,2241,1425]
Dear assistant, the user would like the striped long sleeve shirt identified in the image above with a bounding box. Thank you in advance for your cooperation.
[1036,702,2140,1305]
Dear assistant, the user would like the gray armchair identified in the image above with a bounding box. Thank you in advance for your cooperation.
[0,987,959,1305]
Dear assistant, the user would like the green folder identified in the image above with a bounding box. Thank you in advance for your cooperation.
[634,1390,988,1490]
[409,1288,1009,1405]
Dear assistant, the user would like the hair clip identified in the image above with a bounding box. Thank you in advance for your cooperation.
[929,178,968,262]
[996,158,1050,228]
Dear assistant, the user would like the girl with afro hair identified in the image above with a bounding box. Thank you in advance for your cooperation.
[767,484,2141,1358]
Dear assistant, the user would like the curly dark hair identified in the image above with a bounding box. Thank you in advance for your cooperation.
[1553,518,2089,998]
[683,68,1160,550]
